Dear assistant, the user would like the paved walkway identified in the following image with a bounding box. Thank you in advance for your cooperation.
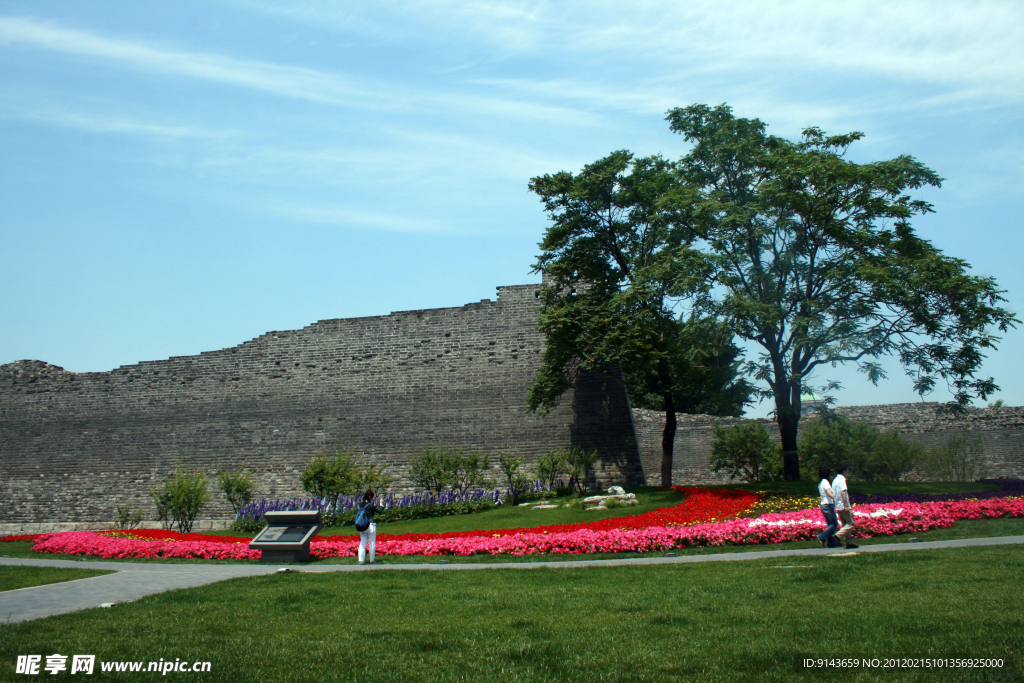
[2,535,1022,625]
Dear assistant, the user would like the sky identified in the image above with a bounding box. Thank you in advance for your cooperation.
[1,1,1022,418]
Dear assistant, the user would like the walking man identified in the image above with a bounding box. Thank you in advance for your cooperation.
[831,464,859,550]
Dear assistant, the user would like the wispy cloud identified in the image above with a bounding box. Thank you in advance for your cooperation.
[259,200,452,234]
[0,102,237,140]
[241,0,1024,105]
[0,16,394,108]
[0,15,605,128]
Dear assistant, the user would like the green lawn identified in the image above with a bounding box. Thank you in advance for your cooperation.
[1,545,1020,682]
[0,566,114,592]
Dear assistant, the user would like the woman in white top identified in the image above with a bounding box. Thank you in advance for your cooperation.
[816,466,839,548]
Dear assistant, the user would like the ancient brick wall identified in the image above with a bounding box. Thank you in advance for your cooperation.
[0,283,645,525]
[633,403,1024,485]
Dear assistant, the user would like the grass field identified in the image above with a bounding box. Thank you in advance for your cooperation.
[1,545,1020,682]
[0,566,114,593]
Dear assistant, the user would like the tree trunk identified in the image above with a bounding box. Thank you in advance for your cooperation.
[661,391,677,488]
[776,400,801,481]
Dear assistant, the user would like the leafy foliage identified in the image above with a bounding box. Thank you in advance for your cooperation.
[300,444,392,500]
[216,464,256,516]
[922,431,990,482]
[709,423,782,482]
[149,462,212,534]
[408,442,491,494]
[664,103,1016,479]
[113,503,144,531]
[496,452,533,505]
[535,449,569,490]
[563,447,598,495]
[624,315,753,417]
[798,412,924,481]
[527,150,752,487]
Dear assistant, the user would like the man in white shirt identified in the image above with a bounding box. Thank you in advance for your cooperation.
[831,464,859,549]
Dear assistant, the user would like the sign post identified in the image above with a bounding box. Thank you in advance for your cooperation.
[248,510,322,563]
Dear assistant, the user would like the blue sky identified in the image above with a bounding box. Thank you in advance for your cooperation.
[1,1,1021,417]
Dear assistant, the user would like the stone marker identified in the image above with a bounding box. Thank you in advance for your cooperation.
[249,510,322,563]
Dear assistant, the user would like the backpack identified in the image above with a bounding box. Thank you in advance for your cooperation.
[354,503,371,532]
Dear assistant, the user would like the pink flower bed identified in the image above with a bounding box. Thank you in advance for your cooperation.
[30,496,1023,559]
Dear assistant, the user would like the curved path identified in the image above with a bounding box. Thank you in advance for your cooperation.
[2,535,1022,625]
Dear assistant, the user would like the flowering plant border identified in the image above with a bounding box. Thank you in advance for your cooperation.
[24,495,1023,560]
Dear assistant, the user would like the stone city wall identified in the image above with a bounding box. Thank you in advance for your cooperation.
[633,403,1024,485]
[0,282,644,529]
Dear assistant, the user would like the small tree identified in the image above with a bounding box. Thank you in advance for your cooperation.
[709,423,781,482]
[564,447,598,494]
[217,464,256,516]
[150,462,212,534]
[408,442,448,492]
[923,431,989,482]
[113,502,144,530]
[536,449,569,490]
[408,442,490,494]
[301,444,392,501]
[496,452,533,505]
[443,446,491,495]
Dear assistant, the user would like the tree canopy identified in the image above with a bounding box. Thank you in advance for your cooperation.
[526,151,751,487]
[666,103,1016,479]
[528,103,1016,483]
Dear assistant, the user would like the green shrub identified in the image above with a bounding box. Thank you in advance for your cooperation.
[408,442,491,494]
[113,503,143,530]
[217,464,256,516]
[300,444,392,500]
[564,447,598,494]
[798,413,922,481]
[536,449,569,489]
[231,515,265,533]
[866,430,926,481]
[150,463,212,534]
[709,423,781,482]
[921,431,989,482]
[603,497,625,509]
[497,452,533,505]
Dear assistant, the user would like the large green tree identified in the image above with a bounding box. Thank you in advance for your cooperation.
[526,151,751,487]
[665,104,1017,479]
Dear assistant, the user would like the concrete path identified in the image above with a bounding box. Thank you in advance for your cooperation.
[2,535,1022,625]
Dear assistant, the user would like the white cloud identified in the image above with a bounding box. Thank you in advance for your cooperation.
[238,0,1024,104]
[0,16,396,107]
[0,102,237,140]
[0,15,605,128]
[259,199,452,234]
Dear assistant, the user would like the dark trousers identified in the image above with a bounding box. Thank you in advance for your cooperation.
[817,504,839,547]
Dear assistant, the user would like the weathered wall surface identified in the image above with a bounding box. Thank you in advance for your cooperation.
[0,283,644,525]
[633,403,1024,485]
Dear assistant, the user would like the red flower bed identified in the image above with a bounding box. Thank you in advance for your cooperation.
[95,529,252,544]
[369,486,759,542]
[4,488,758,547]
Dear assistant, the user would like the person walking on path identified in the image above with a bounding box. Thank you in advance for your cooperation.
[816,467,840,548]
[832,465,859,549]
[355,489,380,564]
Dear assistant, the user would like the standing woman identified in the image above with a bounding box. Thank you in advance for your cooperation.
[816,467,839,548]
[355,489,380,565]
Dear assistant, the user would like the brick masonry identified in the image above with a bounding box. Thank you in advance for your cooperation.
[633,403,1024,485]
[0,282,645,528]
